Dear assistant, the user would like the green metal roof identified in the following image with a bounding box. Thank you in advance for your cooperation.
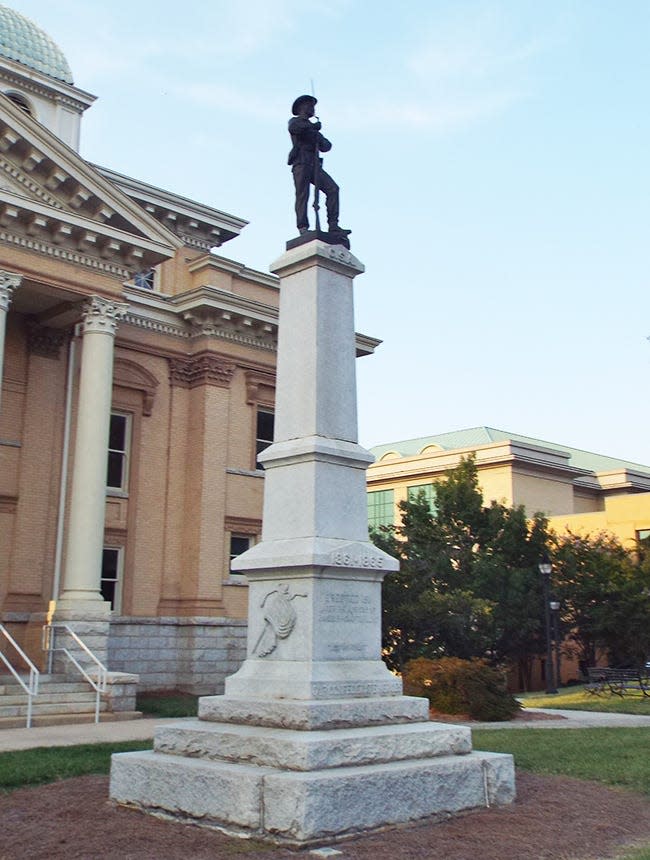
[0,5,73,84]
[370,427,650,476]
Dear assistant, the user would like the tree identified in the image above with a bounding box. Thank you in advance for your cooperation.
[552,530,650,670]
[373,456,551,683]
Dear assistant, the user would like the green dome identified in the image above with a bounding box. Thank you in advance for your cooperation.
[0,5,73,84]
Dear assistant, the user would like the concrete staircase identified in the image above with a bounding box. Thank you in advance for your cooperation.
[0,674,141,728]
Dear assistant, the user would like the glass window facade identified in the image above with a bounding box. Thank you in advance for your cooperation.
[407,483,437,514]
[367,489,395,529]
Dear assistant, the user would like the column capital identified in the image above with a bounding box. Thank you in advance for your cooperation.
[0,270,22,312]
[81,296,129,336]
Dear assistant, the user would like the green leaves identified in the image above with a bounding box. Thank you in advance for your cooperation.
[376,456,551,674]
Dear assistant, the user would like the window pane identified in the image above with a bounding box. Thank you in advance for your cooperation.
[230,535,251,561]
[257,410,274,442]
[100,578,116,607]
[109,414,126,450]
[101,548,120,610]
[256,409,274,469]
[106,451,124,489]
[367,489,394,528]
[407,483,437,514]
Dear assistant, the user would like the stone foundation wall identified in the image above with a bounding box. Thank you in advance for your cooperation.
[108,616,248,694]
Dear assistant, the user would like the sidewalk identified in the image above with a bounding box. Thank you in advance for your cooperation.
[469,707,650,730]
[1,707,650,752]
[0,717,176,752]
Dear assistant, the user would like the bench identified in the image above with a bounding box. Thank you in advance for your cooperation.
[585,667,650,698]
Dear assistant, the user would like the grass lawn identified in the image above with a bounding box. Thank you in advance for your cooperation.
[0,740,153,792]
[473,726,650,795]
[519,686,650,715]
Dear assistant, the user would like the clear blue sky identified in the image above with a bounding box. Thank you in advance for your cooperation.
[12,1,650,464]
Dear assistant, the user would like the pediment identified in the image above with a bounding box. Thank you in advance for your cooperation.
[0,156,64,207]
[0,95,181,276]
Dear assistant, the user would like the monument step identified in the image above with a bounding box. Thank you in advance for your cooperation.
[154,718,472,771]
[198,694,430,730]
[110,747,515,845]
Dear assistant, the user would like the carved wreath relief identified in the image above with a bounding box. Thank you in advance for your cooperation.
[253,583,306,657]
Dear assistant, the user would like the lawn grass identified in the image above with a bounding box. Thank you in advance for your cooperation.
[473,726,650,795]
[617,848,650,860]
[518,686,650,715]
[0,740,153,792]
[136,690,199,718]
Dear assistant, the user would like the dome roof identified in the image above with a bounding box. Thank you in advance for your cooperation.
[0,5,73,84]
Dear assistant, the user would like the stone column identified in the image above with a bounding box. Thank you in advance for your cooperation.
[57,296,128,615]
[221,241,401,702]
[0,270,21,413]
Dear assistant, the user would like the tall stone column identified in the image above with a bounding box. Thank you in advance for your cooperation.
[0,270,21,413]
[57,296,128,616]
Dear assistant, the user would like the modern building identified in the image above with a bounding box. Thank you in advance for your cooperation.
[368,427,650,688]
[367,427,650,549]
[0,5,377,695]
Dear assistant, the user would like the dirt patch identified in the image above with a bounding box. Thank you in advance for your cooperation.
[2,772,650,859]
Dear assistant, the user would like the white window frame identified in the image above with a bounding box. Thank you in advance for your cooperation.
[255,408,275,470]
[101,546,123,612]
[107,411,132,493]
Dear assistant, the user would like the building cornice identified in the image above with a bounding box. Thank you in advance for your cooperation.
[187,253,279,290]
[95,164,248,250]
[122,282,380,356]
[368,440,592,485]
[0,96,181,261]
[0,58,96,111]
[0,186,176,277]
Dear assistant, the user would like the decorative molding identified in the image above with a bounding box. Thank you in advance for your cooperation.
[0,229,131,278]
[0,269,21,310]
[168,353,236,389]
[0,493,18,513]
[123,312,190,339]
[0,67,93,112]
[224,516,262,535]
[113,357,159,416]
[81,296,129,336]
[245,369,276,407]
[104,527,127,544]
[25,318,69,358]
[122,310,277,352]
[0,156,64,209]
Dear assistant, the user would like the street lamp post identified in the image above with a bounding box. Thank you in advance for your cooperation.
[550,599,561,689]
[538,554,558,694]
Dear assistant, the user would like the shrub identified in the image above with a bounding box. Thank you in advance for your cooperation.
[402,656,520,721]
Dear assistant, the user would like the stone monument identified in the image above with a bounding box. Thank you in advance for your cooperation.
[109,98,515,846]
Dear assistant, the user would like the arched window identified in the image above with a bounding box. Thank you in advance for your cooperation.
[5,92,34,116]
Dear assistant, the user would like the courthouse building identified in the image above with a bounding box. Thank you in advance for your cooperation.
[0,6,384,694]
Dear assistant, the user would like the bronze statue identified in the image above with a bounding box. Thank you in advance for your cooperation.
[288,95,350,246]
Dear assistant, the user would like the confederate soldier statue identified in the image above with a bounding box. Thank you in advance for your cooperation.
[288,94,350,246]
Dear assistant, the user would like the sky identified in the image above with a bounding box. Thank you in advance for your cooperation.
[11,0,650,464]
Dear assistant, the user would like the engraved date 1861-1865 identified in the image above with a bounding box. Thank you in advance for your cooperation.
[331,551,385,569]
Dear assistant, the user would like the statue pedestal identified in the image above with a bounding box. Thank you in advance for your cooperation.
[110,240,515,845]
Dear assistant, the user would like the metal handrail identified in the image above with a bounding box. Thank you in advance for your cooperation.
[42,624,107,723]
[0,623,40,728]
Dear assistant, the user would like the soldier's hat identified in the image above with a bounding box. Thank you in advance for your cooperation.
[292,94,317,115]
